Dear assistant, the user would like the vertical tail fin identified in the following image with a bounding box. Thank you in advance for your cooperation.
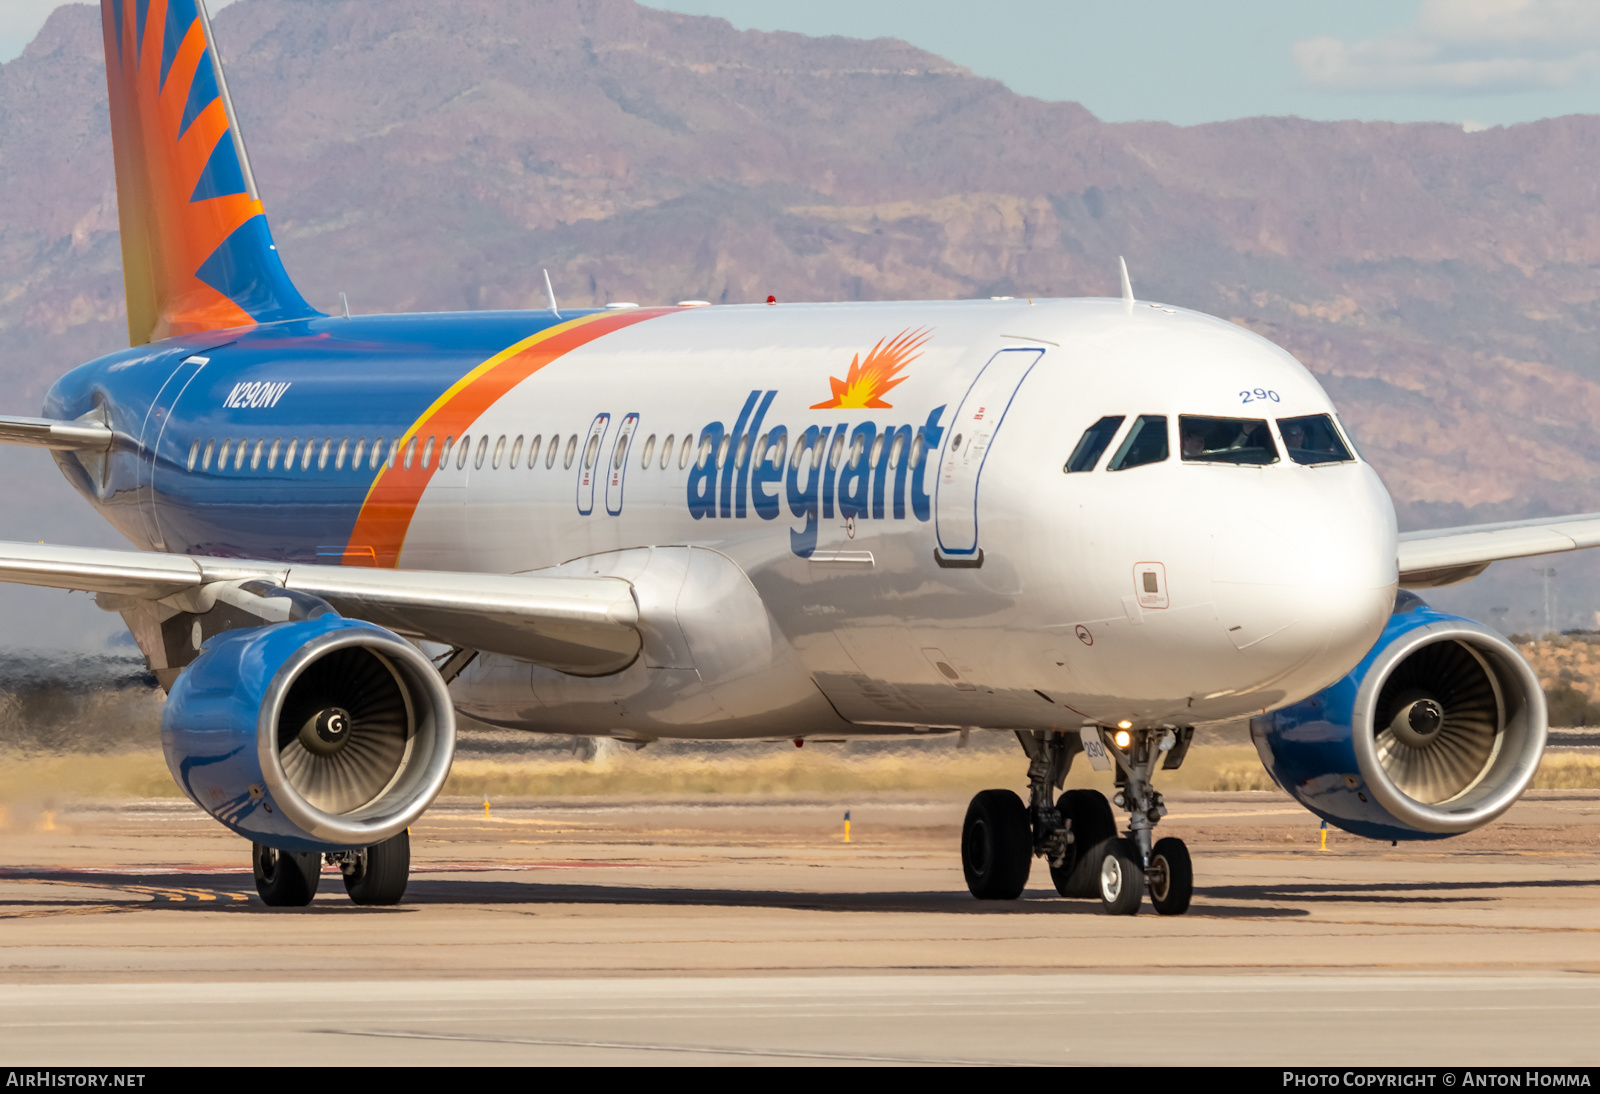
[100,0,319,346]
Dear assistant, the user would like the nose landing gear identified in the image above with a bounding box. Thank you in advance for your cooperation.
[959,726,1195,915]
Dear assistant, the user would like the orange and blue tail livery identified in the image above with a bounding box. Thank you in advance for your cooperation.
[100,0,317,346]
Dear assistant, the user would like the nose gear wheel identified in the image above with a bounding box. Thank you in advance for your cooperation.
[276,647,411,815]
[1373,639,1501,804]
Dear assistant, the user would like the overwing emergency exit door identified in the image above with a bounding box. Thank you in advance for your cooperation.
[933,347,1043,564]
[605,413,640,515]
[576,413,611,515]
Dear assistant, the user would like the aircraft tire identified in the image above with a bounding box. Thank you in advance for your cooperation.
[252,843,321,907]
[343,829,411,906]
[1148,836,1193,916]
[962,789,1031,900]
[1098,838,1144,916]
[1050,789,1116,898]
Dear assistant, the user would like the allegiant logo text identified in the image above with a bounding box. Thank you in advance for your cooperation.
[687,391,946,558]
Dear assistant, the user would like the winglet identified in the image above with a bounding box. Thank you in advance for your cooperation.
[1119,256,1135,314]
[543,269,561,319]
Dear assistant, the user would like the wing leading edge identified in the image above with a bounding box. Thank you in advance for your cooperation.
[1398,513,1600,588]
[0,540,640,677]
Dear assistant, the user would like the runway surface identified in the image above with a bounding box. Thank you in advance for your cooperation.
[1,789,1598,1065]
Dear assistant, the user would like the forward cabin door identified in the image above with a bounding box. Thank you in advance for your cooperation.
[933,347,1043,564]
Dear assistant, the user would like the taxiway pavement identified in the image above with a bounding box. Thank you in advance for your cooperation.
[0,790,1597,1065]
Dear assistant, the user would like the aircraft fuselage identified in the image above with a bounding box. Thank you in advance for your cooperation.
[46,296,1399,740]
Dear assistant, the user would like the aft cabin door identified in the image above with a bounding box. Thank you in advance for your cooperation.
[142,353,212,551]
[933,347,1043,562]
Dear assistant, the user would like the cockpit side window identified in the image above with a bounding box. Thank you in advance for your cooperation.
[1064,415,1125,473]
[1278,414,1354,465]
[1179,415,1278,465]
[1106,415,1168,471]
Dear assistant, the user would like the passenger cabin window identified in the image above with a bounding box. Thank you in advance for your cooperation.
[679,434,693,469]
[509,435,523,468]
[526,435,541,469]
[187,440,200,471]
[640,434,656,469]
[563,435,578,469]
[547,435,561,469]
[1277,414,1353,465]
[1065,415,1125,473]
[1107,415,1168,471]
[1179,415,1278,465]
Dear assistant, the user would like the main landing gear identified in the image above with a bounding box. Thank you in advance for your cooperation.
[251,829,412,907]
[959,726,1195,915]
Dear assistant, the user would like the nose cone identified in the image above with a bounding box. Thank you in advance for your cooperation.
[1213,463,1398,701]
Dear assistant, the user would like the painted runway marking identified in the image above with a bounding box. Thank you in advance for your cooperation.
[319,1027,1016,1065]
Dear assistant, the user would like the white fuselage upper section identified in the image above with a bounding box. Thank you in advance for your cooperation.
[396,297,1398,739]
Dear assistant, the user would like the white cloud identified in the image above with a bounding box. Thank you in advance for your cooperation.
[1294,0,1600,95]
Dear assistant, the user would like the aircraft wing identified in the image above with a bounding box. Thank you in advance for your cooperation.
[0,540,640,675]
[1398,513,1600,588]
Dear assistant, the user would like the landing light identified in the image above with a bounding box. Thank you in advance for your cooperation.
[1114,729,1132,749]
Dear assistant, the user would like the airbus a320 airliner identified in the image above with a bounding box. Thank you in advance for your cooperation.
[0,0,1588,913]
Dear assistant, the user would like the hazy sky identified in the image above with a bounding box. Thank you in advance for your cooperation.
[7,0,1600,127]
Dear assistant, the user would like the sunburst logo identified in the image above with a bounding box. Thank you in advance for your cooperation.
[810,327,930,409]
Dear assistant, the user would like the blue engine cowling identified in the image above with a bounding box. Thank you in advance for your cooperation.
[1251,593,1546,842]
[161,614,456,853]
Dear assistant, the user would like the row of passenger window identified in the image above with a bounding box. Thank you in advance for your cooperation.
[1064,413,1353,473]
[184,430,701,475]
[184,423,937,476]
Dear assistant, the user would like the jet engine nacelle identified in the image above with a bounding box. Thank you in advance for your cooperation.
[1250,593,1546,841]
[161,615,455,852]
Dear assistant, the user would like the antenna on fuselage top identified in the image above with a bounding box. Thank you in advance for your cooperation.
[339,292,351,320]
[543,269,561,320]
[1119,256,1135,315]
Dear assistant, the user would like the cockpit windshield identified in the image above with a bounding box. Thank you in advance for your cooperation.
[1178,415,1278,465]
[1064,415,1125,473]
[1277,414,1354,465]
[1107,415,1168,470]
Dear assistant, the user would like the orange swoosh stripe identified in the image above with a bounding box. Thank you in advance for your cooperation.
[349,307,677,567]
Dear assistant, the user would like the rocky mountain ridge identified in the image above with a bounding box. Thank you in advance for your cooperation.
[4,0,1600,640]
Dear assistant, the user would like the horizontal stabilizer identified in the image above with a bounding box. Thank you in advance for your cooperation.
[0,415,115,452]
